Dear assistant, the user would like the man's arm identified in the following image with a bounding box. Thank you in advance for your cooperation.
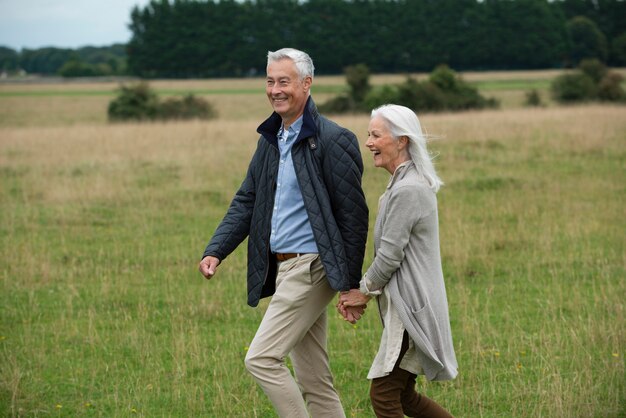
[323,129,369,289]
[200,140,263,276]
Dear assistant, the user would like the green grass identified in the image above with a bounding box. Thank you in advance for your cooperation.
[468,79,552,91]
[0,101,625,417]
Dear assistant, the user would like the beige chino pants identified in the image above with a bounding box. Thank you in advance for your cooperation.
[244,254,346,418]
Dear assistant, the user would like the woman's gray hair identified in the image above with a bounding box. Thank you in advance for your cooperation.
[267,48,315,80]
[371,104,443,192]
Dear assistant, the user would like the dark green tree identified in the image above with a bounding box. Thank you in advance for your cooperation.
[567,16,609,63]
[0,46,19,72]
[610,33,626,66]
[19,48,75,74]
[123,0,620,77]
[58,60,100,77]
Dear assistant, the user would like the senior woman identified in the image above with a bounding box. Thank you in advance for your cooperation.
[338,104,457,418]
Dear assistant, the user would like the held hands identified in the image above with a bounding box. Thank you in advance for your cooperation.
[337,289,372,324]
[198,256,220,280]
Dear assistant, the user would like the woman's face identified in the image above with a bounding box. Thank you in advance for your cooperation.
[366,116,409,174]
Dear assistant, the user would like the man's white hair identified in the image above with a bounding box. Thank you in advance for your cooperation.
[267,48,315,80]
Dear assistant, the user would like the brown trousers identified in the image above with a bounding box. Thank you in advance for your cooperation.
[369,331,454,418]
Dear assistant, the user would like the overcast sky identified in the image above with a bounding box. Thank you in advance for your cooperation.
[0,0,152,50]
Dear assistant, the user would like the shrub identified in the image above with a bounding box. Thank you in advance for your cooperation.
[424,66,498,111]
[158,94,217,120]
[396,77,447,111]
[317,95,357,114]
[325,64,498,114]
[429,65,459,91]
[345,64,371,103]
[318,63,371,114]
[363,85,401,111]
[551,73,597,103]
[597,72,625,102]
[108,83,217,122]
[524,89,544,107]
[578,59,607,84]
[108,82,159,121]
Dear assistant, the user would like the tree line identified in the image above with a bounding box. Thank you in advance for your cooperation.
[1,0,624,78]
[0,44,127,77]
[126,0,626,77]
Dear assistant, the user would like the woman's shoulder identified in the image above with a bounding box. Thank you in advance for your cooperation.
[393,171,435,196]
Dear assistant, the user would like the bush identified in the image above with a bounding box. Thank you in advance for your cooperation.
[524,89,544,107]
[317,95,357,114]
[158,94,217,120]
[324,64,498,114]
[108,82,159,121]
[363,85,401,111]
[550,58,625,104]
[551,73,597,103]
[578,59,607,84]
[318,63,371,114]
[597,72,625,102]
[345,64,371,103]
[108,83,217,122]
[396,77,447,111]
[414,66,498,111]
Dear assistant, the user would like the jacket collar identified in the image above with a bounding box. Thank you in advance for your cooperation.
[387,160,415,189]
[257,96,318,147]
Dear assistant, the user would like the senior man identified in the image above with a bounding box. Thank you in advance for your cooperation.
[199,48,368,417]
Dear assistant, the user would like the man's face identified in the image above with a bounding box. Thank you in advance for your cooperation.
[266,58,312,125]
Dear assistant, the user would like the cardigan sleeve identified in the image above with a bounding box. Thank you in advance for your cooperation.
[364,184,422,291]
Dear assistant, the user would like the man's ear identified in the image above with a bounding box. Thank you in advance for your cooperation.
[303,76,312,92]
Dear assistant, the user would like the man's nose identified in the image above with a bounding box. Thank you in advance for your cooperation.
[270,84,281,95]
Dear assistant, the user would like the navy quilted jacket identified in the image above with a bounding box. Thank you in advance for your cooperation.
[203,98,369,307]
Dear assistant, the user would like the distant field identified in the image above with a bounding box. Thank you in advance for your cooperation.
[0,69,579,128]
[0,71,624,417]
[0,69,574,96]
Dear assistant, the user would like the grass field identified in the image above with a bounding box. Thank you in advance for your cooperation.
[0,71,625,417]
[5,69,620,128]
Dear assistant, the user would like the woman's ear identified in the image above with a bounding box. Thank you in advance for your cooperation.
[398,135,409,149]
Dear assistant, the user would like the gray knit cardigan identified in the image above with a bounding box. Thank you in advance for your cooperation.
[364,161,458,381]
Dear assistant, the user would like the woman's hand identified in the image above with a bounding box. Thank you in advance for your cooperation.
[336,289,372,324]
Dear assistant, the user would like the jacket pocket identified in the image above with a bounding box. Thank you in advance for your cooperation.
[410,303,444,354]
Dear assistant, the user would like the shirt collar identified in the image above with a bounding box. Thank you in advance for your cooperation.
[278,116,304,142]
[257,96,318,147]
[387,160,414,189]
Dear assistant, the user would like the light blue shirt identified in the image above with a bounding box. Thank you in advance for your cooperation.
[269,116,318,254]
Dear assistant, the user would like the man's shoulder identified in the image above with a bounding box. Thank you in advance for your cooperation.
[315,114,356,143]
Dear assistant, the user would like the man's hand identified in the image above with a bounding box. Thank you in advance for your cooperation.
[198,256,220,280]
[339,288,371,307]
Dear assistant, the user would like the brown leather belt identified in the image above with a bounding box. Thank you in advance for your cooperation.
[274,253,304,262]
